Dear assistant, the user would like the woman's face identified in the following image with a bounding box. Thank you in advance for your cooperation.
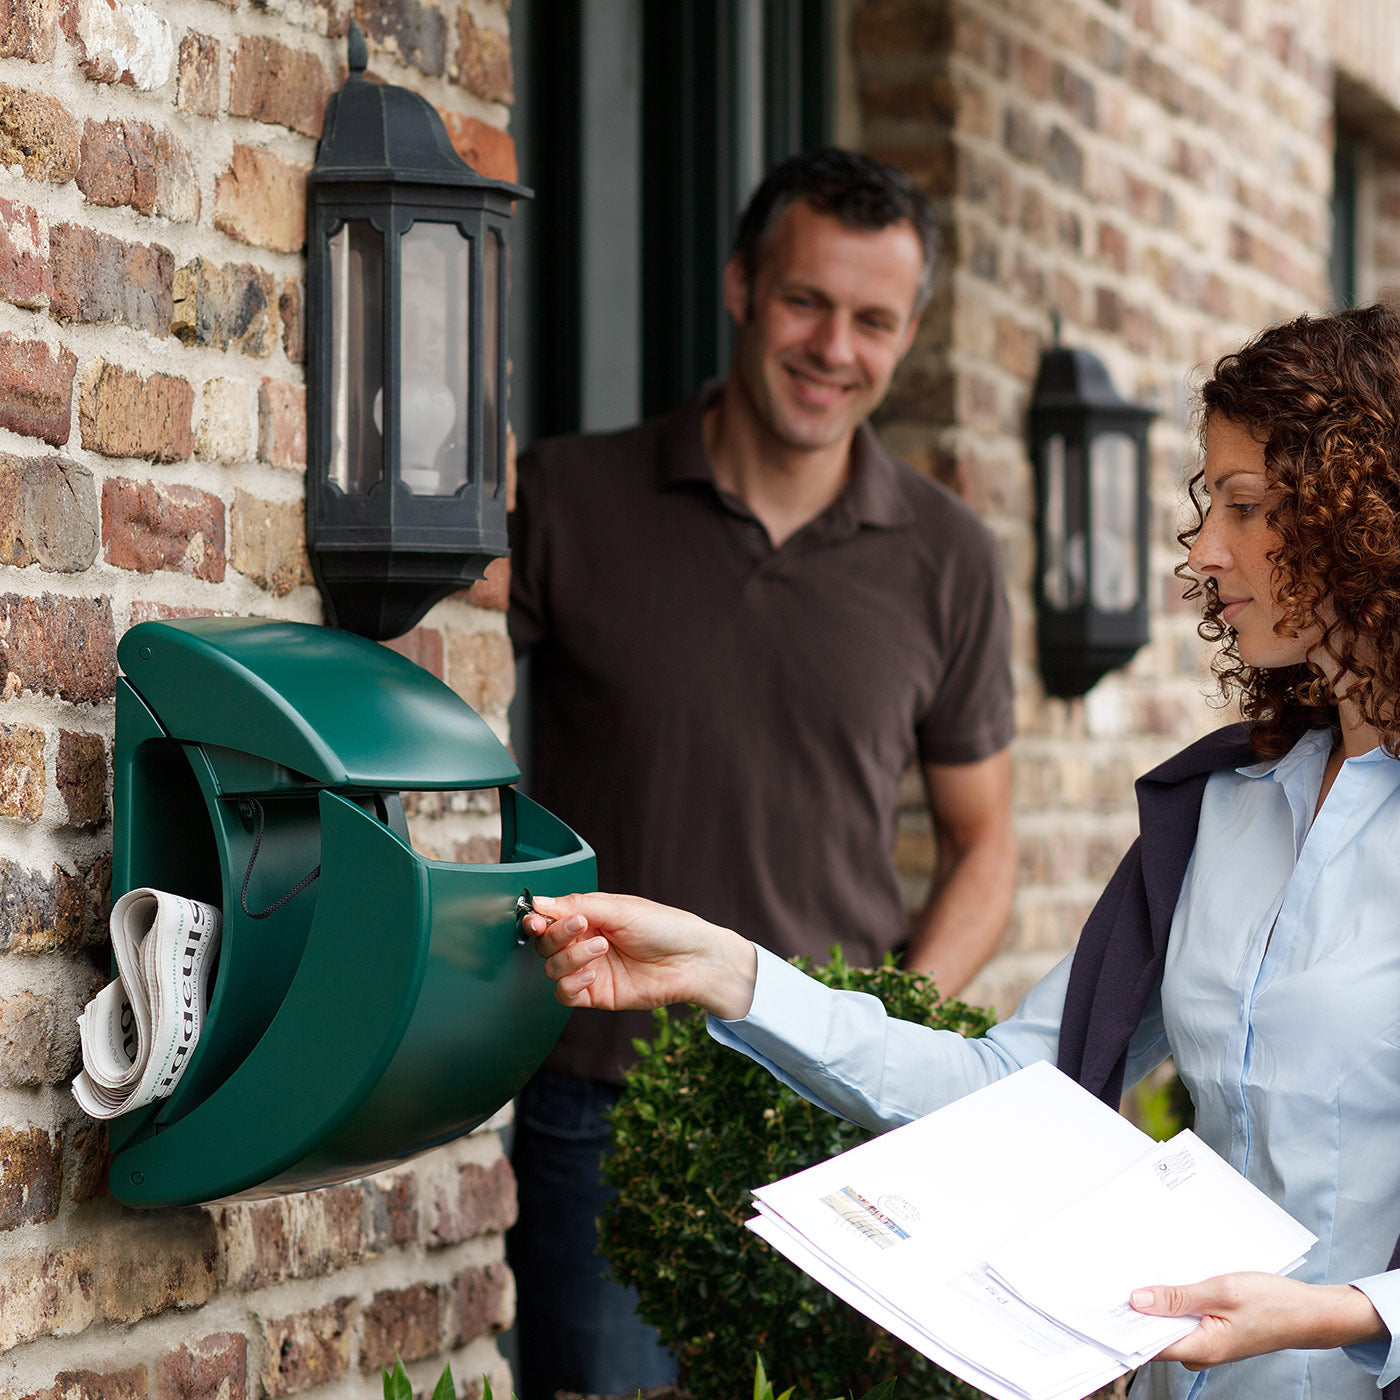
[1187,415,1322,669]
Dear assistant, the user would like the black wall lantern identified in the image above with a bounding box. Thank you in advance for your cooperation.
[306,24,530,640]
[1029,341,1156,698]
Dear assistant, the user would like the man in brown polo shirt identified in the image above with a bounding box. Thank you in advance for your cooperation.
[506,148,1015,1400]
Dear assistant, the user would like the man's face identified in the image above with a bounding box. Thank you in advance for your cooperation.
[723,200,925,455]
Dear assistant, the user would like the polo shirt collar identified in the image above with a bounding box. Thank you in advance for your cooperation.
[654,382,915,531]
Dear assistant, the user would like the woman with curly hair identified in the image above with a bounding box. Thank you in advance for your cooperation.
[522,304,1400,1399]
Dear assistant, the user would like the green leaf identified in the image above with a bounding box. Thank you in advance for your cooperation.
[430,1362,456,1400]
[383,1357,413,1400]
[857,1378,900,1400]
[753,1354,772,1400]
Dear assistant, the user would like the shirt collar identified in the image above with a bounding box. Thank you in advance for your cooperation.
[1236,726,1396,782]
[654,382,915,532]
[1235,725,1334,783]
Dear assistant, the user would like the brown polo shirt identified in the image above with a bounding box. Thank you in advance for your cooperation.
[509,388,1014,1084]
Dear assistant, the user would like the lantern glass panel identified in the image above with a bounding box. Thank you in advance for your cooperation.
[1089,431,1140,611]
[482,227,502,494]
[399,221,471,496]
[1041,433,1086,610]
[328,222,384,495]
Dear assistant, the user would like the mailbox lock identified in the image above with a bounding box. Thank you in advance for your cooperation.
[515,890,534,945]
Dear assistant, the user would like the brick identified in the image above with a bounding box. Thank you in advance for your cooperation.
[1054,60,1097,129]
[257,378,305,471]
[431,1155,516,1245]
[0,593,116,704]
[1003,103,1040,164]
[851,0,952,53]
[0,1125,62,1228]
[466,555,509,612]
[176,31,218,115]
[279,276,304,363]
[80,362,193,462]
[442,112,518,182]
[364,1171,418,1252]
[62,0,174,89]
[450,1262,511,1346]
[283,1188,363,1278]
[445,630,514,717]
[0,453,100,572]
[453,834,500,863]
[0,0,57,60]
[195,377,255,464]
[1097,220,1129,273]
[994,314,1039,379]
[154,1334,248,1400]
[172,258,277,355]
[359,0,445,77]
[69,1117,110,1201]
[1045,125,1084,189]
[228,35,331,137]
[359,1282,443,1372]
[77,118,196,220]
[214,145,308,254]
[1096,285,1124,333]
[49,225,174,338]
[102,478,225,581]
[315,1184,365,1270]
[0,1246,95,1348]
[0,990,52,1085]
[0,334,75,445]
[57,729,106,826]
[0,197,52,309]
[384,627,444,678]
[864,74,960,126]
[0,852,110,952]
[454,9,511,103]
[24,1369,147,1400]
[259,1299,353,1398]
[96,1212,218,1323]
[228,491,312,597]
[0,82,79,181]
[217,1198,292,1291]
[0,722,44,821]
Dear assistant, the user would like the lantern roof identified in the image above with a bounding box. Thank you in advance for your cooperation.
[312,22,529,199]
[1030,344,1156,420]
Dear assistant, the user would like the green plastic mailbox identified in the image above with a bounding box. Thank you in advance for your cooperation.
[108,616,592,1208]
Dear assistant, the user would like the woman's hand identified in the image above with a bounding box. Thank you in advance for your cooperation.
[523,892,759,1022]
[1131,1272,1387,1370]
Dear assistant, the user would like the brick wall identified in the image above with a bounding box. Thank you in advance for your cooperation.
[0,0,520,1394]
[848,0,1339,1013]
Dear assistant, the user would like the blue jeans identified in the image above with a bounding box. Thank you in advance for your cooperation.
[507,1071,678,1400]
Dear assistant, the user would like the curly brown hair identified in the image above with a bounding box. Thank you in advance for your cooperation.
[1178,303,1400,758]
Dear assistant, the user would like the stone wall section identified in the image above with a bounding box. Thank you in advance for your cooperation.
[0,0,522,1395]
[849,0,1338,1013]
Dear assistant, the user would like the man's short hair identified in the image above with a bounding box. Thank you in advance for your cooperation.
[732,147,939,314]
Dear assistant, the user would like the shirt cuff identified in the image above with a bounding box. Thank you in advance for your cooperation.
[705,947,853,1121]
[1344,1272,1400,1386]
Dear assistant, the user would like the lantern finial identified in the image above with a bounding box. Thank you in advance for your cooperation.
[347,20,367,75]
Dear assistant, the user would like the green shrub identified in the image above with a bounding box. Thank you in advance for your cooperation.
[600,949,994,1400]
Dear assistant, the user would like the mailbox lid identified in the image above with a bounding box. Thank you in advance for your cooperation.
[119,617,519,790]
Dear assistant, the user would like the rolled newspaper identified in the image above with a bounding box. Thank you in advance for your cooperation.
[72,888,221,1121]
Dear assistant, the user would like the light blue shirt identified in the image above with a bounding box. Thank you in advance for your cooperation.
[711,727,1400,1397]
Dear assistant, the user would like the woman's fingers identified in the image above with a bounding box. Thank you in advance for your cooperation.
[523,909,589,956]
[543,935,610,982]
